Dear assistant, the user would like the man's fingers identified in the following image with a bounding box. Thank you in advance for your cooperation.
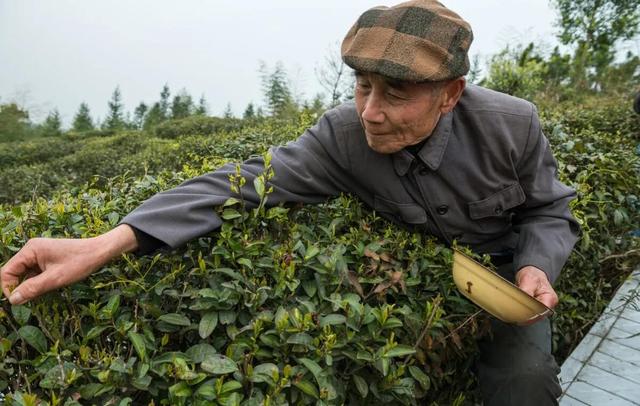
[535,290,559,310]
[7,269,64,305]
[1,257,33,299]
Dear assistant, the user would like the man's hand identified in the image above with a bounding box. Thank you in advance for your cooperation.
[1,224,138,305]
[515,265,558,324]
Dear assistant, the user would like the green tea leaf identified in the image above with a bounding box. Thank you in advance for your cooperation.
[85,325,109,342]
[286,332,313,346]
[298,358,322,381]
[294,379,319,399]
[385,345,416,358]
[201,354,238,375]
[198,311,218,339]
[221,209,242,220]
[220,380,243,395]
[250,363,278,384]
[186,343,217,364]
[319,314,346,327]
[408,365,431,390]
[18,325,47,353]
[158,313,191,326]
[11,305,31,326]
[353,375,368,398]
[127,331,147,361]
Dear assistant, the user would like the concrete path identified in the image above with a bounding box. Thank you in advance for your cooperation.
[559,268,640,405]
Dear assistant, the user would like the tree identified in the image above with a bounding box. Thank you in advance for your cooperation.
[133,102,148,130]
[260,61,297,118]
[552,0,640,90]
[41,109,63,137]
[315,44,355,107]
[72,102,94,132]
[171,89,194,119]
[482,45,548,101]
[0,103,31,142]
[223,103,234,118]
[243,102,256,119]
[195,95,208,116]
[143,103,164,130]
[103,86,126,130]
[159,84,171,119]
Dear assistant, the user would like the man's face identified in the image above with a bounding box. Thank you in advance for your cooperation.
[354,71,450,154]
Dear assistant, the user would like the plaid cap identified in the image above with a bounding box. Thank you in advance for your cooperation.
[341,0,473,82]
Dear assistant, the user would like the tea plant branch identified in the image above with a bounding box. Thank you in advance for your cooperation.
[403,295,443,366]
[598,248,640,264]
[442,310,482,342]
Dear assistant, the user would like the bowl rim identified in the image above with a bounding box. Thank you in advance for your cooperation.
[452,249,554,321]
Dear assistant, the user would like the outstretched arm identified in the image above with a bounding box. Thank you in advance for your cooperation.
[1,105,357,305]
[1,224,138,305]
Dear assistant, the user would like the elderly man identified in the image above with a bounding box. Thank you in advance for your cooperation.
[1,1,578,404]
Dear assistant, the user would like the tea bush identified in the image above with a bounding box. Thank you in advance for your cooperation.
[0,163,488,405]
[0,113,317,205]
[154,116,247,139]
[0,97,638,404]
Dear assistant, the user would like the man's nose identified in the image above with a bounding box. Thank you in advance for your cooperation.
[361,94,385,124]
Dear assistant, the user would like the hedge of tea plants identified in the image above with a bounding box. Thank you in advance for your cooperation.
[0,95,639,404]
[0,160,488,405]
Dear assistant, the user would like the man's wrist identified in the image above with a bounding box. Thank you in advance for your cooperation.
[91,224,139,265]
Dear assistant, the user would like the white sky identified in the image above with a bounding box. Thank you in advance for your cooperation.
[0,0,561,126]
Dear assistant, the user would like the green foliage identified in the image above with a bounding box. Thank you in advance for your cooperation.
[40,109,63,137]
[132,102,149,131]
[72,102,95,133]
[171,90,195,120]
[0,91,638,403]
[552,0,640,90]
[0,166,486,404]
[0,103,31,142]
[103,86,126,131]
[542,95,640,358]
[154,116,246,139]
[260,61,298,119]
[482,46,549,101]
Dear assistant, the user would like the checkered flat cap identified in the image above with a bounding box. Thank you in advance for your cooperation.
[341,0,473,82]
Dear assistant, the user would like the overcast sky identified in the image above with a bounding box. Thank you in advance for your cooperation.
[0,0,561,126]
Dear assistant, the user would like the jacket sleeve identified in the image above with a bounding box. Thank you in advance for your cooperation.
[512,107,580,284]
[120,108,354,251]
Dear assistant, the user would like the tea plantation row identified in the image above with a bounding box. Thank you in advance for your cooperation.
[0,96,638,404]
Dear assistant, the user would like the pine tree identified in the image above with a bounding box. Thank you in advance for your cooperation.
[42,109,63,137]
[159,84,171,119]
[243,102,256,119]
[72,102,94,132]
[260,61,296,117]
[223,103,234,118]
[103,86,125,130]
[195,95,208,116]
[133,102,148,130]
[143,103,164,130]
[171,89,194,119]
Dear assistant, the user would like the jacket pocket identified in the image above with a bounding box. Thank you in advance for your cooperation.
[374,195,427,225]
[468,183,525,220]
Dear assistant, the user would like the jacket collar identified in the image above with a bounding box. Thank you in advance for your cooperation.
[392,111,453,176]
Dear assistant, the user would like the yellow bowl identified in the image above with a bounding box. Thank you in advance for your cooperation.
[452,250,553,324]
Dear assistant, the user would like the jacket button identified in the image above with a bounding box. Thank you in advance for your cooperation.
[436,205,448,215]
[418,166,429,176]
[494,205,504,215]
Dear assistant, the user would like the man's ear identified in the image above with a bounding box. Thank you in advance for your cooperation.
[439,77,466,114]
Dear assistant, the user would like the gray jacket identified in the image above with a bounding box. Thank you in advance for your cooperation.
[122,84,579,283]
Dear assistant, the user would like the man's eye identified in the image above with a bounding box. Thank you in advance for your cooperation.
[387,92,405,100]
